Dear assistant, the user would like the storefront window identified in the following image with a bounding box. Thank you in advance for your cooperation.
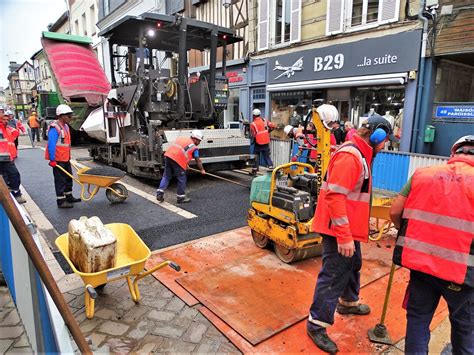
[225,88,240,127]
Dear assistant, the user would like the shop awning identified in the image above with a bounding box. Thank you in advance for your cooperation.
[41,32,110,106]
[266,73,408,92]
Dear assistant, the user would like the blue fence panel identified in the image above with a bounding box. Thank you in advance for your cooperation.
[372,152,410,193]
[0,205,15,301]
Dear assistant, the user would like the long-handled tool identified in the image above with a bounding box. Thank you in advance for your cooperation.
[189,167,250,189]
[368,262,396,345]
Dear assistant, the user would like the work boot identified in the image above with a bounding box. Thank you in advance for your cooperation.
[66,195,81,203]
[336,302,371,315]
[250,169,258,176]
[177,197,191,204]
[156,194,164,203]
[307,327,338,353]
[14,195,26,204]
[57,199,73,209]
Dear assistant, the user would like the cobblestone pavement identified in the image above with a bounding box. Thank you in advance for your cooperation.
[0,287,33,354]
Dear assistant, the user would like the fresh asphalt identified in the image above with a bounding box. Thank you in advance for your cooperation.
[15,147,252,272]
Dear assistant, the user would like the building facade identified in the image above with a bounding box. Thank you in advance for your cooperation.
[8,61,35,119]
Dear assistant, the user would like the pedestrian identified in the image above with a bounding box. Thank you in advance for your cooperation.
[156,130,206,204]
[45,104,81,208]
[250,108,275,175]
[344,121,357,142]
[28,111,41,144]
[332,121,345,145]
[0,106,26,204]
[389,135,474,354]
[284,124,305,162]
[306,114,394,353]
[5,110,26,149]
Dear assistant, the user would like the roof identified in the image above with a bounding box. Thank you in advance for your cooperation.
[99,13,242,52]
[41,33,110,105]
[48,11,69,32]
[16,61,33,72]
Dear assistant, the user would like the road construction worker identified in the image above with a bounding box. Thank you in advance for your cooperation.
[5,110,26,149]
[45,104,81,209]
[156,130,206,204]
[389,135,474,354]
[307,114,394,353]
[250,108,275,175]
[0,106,26,204]
[28,111,41,144]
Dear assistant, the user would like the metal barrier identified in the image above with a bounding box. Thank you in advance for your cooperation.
[0,200,75,353]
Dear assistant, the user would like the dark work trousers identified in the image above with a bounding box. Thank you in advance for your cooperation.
[253,143,273,171]
[53,161,73,198]
[0,161,21,196]
[307,234,362,330]
[31,128,40,142]
[405,270,473,354]
[156,157,187,198]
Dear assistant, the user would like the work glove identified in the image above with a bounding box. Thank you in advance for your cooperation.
[291,156,298,162]
[49,161,57,168]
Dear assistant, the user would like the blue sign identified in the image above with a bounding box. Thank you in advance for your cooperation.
[435,106,474,119]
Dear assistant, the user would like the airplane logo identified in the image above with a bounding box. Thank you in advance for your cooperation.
[273,57,303,80]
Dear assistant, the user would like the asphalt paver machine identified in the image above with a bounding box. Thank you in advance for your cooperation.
[248,107,332,263]
[84,13,254,179]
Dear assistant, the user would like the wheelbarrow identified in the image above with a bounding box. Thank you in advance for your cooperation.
[55,223,181,319]
[55,162,128,203]
[369,196,394,241]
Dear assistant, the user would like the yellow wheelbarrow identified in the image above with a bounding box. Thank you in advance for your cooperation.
[55,162,128,203]
[55,223,180,318]
[369,196,394,241]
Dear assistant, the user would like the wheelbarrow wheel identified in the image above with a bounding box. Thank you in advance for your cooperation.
[106,183,128,203]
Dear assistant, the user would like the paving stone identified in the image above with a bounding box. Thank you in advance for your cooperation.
[194,339,221,353]
[0,339,14,353]
[6,346,32,354]
[123,304,151,322]
[205,324,224,339]
[177,306,199,320]
[165,297,185,312]
[80,318,102,333]
[131,335,164,352]
[128,320,152,339]
[0,290,10,308]
[68,287,86,296]
[182,322,208,343]
[69,295,85,309]
[98,321,129,336]
[150,322,185,339]
[4,300,14,308]
[147,309,176,322]
[139,296,168,309]
[160,289,175,299]
[94,308,117,320]
[104,338,137,353]
[158,337,196,353]
[217,339,240,354]
[0,309,20,326]
[87,333,106,348]
[170,315,193,329]
[0,327,23,339]
[13,333,30,348]
[62,292,77,304]
[0,309,12,322]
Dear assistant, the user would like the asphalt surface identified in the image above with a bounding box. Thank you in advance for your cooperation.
[15,147,251,272]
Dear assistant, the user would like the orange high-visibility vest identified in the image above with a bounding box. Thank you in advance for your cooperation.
[251,117,271,145]
[393,155,474,287]
[44,121,71,162]
[0,124,17,161]
[28,115,40,128]
[313,135,373,242]
[165,137,198,170]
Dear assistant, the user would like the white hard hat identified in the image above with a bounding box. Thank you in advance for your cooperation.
[252,108,261,117]
[56,104,73,116]
[316,104,339,129]
[5,110,14,116]
[284,125,294,136]
[191,129,203,141]
[451,135,474,155]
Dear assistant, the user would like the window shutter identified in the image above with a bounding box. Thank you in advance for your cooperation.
[258,0,270,51]
[290,0,301,43]
[326,0,344,35]
[379,0,400,24]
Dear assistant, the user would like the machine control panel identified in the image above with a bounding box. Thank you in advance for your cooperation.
[214,77,229,109]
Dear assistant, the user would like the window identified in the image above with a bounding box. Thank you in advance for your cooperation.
[82,13,87,36]
[327,0,399,35]
[75,20,79,35]
[258,0,301,51]
[90,5,96,36]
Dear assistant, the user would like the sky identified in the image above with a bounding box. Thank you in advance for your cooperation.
[0,0,67,88]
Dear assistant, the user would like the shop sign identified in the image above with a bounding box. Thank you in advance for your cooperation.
[225,68,247,86]
[434,105,474,119]
[267,30,422,85]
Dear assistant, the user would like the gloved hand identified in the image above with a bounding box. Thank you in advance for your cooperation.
[49,161,57,168]
[291,156,298,162]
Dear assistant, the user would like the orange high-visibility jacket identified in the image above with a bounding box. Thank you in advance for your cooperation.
[393,155,474,287]
[250,117,271,145]
[313,134,373,244]
[28,115,40,128]
[165,137,198,170]
[44,121,71,162]
[0,124,17,161]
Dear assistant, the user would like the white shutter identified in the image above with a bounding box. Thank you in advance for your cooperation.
[326,0,344,35]
[258,0,270,51]
[379,0,400,24]
[290,0,301,43]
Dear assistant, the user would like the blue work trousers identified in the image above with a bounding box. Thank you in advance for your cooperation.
[308,234,362,330]
[405,270,474,354]
[0,161,21,195]
[52,161,73,197]
[157,158,187,197]
[253,143,273,170]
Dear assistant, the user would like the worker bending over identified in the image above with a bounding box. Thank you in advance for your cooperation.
[250,108,275,175]
[45,104,81,208]
[307,114,394,353]
[390,135,474,354]
[156,130,205,204]
[0,106,26,204]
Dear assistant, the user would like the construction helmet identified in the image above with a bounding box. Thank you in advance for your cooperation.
[252,108,261,117]
[451,135,474,155]
[191,129,204,141]
[284,125,294,136]
[56,104,73,116]
[5,110,14,116]
[316,104,339,129]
